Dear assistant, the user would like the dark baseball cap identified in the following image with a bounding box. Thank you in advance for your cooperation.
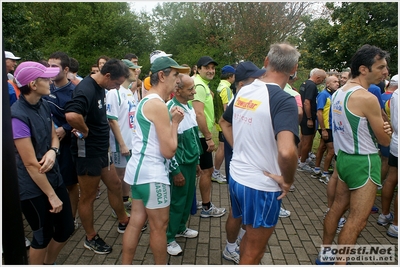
[197,56,218,68]
[235,61,266,83]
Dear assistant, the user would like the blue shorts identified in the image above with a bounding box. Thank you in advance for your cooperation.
[379,144,390,158]
[229,176,281,228]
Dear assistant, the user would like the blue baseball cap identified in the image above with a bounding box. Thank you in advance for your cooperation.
[221,65,235,74]
[235,61,266,83]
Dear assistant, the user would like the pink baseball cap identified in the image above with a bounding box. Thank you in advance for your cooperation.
[14,61,60,87]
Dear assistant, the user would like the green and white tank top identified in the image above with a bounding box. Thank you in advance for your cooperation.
[124,94,170,186]
[332,86,378,155]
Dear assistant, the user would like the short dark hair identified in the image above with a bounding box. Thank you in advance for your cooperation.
[49,51,70,70]
[100,59,130,80]
[38,59,50,67]
[220,72,234,80]
[19,84,30,95]
[124,53,138,60]
[350,44,389,78]
[97,55,110,67]
[69,57,79,73]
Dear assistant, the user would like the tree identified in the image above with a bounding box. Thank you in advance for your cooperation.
[2,2,156,76]
[2,3,42,60]
[299,2,398,74]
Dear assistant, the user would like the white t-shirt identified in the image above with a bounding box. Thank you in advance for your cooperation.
[390,90,398,157]
[224,79,299,192]
[106,86,137,152]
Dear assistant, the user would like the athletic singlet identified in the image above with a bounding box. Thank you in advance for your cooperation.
[332,86,378,155]
[124,94,170,186]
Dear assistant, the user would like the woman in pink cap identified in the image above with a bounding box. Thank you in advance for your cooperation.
[11,61,74,265]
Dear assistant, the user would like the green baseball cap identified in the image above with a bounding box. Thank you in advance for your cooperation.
[150,56,190,73]
[121,59,142,69]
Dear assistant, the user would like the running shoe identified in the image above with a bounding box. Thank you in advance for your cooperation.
[297,163,314,172]
[371,206,379,214]
[279,207,291,218]
[211,172,227,184]
[222,246,240,264]
[200,203,226,218]
[84,234,112,254]
[387,224,398,238]
[377,213,394,226]
[336,218,346,233]
[167,241,182,256]
[175,228,198,238]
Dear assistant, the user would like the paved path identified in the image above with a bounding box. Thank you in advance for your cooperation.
[23,168,398,265]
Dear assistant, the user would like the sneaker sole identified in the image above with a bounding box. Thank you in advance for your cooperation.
[319,179,328,185]
[377,221,390,226]
[211,178,227,184]
[175,234,198,238]
[117,228,126,234]
[83,243,112,255]
[200,211,226,218]
[167,250,182,256]
[222,252,239,264]
[387,231,398,238]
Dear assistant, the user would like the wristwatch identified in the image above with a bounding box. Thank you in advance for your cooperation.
[50,147,60,156]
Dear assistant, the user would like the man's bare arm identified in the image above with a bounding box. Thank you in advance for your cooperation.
[219,116,233,147]
[65,112,89,138]
[277,131,298,185]
[192,101,212,139]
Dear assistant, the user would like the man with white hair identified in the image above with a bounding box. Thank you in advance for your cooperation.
[221,43,300,264]
[298,68,326,172]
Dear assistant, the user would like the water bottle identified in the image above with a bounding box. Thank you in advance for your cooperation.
[75,131,84,139]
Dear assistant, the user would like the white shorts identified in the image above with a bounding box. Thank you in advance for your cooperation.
[131,182,170,209]
[112,151,131,168]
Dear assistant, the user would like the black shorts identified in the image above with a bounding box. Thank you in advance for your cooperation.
[300,117,316,136]
[73,153,112,176]
[218,131,225,142]
[318,129,333,143]
[388,153,398,167]
[58,141,78,186]
[199,138,213,170]
[21,184,74,249]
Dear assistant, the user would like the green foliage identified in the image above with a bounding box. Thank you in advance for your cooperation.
[2,3,42,60]
[2,2,155,76]
[3,2,397,80]
[299,2,398,74]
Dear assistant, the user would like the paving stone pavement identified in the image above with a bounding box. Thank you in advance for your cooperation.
[23,167,398,265]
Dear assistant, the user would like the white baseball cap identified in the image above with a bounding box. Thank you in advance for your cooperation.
[390,74,398,84]
[5,51,21,60]
[150,50,172,64]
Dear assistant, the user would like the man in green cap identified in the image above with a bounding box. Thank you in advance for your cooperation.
[122,57,189,265]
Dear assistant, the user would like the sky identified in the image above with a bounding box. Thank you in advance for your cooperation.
[129,1,161,14]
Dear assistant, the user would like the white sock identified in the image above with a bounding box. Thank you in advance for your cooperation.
[213,169,220,174]
[238,227,246,240]
[226,240,237,252]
